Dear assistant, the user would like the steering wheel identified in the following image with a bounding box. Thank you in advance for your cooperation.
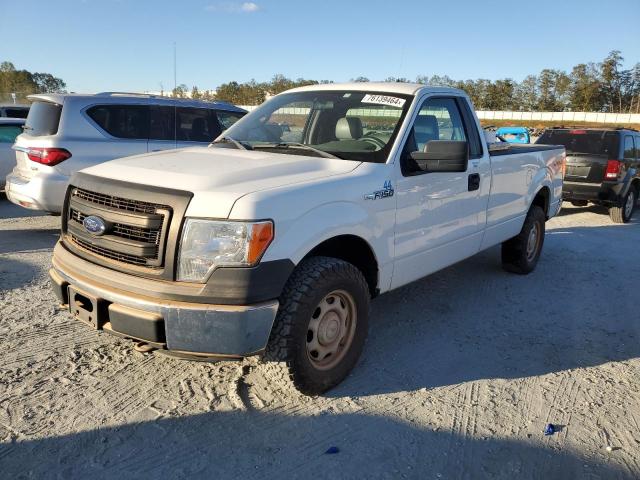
[361,134,386,149]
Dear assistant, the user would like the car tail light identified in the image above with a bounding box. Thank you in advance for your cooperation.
[569,129,587,134]
[26,147,72,166]
[604,160,622,180]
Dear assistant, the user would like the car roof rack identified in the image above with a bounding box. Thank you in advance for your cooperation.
[95,92,160,98]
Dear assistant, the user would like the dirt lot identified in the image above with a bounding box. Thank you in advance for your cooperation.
[0,196,639,479]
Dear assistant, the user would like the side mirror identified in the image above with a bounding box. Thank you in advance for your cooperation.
[410,140,468,172]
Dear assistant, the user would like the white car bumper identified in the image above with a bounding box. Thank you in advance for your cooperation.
[5,170,69,213]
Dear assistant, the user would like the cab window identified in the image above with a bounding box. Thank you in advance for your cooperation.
[402,97,468,175]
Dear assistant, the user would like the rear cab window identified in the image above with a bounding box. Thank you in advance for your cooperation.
[537,129,620,158]
[24,101,62,136]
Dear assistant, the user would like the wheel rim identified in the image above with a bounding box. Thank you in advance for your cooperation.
[624,191,635,218]
[526,222,541,262]
[306,290,357,371]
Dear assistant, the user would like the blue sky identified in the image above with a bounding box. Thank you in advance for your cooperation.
[2,0,639,93]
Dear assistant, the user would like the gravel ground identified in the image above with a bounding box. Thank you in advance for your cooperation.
[0,195,639,479]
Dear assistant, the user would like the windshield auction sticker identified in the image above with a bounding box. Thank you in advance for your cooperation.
[361,94,406,108]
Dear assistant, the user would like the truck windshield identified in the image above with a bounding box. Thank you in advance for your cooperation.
[217,90,413,162]
[537,129,619,157]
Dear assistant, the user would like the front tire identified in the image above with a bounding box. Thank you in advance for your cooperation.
[501,205,546,274]
[265,256,370,396]
[609,188,636,224]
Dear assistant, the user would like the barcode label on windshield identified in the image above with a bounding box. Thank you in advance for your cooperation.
[361,94,406,108]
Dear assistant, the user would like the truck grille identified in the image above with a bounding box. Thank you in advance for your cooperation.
[72,188,165,214]
[66,188,172,269]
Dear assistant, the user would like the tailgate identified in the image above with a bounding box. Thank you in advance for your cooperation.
[565,154,607,184]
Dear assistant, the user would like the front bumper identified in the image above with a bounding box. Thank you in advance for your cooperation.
[5,170,68,213]
[50,249,280,358]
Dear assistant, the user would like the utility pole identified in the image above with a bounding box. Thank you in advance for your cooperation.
[173,42,177,95]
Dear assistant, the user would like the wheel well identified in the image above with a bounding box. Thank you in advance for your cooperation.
[303,235,378,297]
[533,187,550,219]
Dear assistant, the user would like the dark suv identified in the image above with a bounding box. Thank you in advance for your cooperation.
[536,128,640,223]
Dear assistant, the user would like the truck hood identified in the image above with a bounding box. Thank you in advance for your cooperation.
[80,147,362,218]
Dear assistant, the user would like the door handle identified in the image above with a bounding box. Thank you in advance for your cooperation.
[468,173,480,191]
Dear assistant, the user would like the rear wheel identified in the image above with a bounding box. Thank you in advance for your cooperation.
[265,256,370,395]
[501,205,546,275]
[609,188,636,224]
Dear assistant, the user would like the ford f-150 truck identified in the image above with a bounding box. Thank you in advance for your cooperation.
[49,83,565,395]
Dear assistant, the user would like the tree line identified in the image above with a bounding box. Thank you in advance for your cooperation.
[185,51,639,113]
[3,51,638,113]
[0,62,66,102]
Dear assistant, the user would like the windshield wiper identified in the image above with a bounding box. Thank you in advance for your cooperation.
[252,142,340,159]
[210,136,252,150]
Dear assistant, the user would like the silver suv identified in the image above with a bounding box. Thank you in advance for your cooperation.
[6,93,245,213]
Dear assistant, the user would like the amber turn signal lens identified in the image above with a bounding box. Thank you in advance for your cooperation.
[247,222,274,264]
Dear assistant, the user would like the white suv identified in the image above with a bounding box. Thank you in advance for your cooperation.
[6,93,245,213]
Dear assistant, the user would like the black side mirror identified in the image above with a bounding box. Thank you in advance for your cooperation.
[410,140,468,172]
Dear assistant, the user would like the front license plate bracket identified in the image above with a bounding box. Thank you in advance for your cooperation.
[68,286,106,329]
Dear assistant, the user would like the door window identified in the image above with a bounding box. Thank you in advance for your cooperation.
[216,111,245,130]
[402,97,468,175]
[623,136,635,160]
[87,105,149,139]
[149,106,176,141]
[176,108,221,143]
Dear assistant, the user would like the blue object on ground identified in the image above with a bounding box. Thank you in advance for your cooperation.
[544,423,555,436]
[325,446,340,454]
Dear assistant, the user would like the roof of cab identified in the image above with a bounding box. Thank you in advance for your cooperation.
[285,81,467,97]
[26,93,246,113]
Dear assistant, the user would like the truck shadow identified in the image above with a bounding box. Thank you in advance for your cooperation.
[0,257,44,291]
[0,228,59,255]
[0,409,630,479]
[331,222,640,398]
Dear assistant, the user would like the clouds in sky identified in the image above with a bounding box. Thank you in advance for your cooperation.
[205,2,260,13]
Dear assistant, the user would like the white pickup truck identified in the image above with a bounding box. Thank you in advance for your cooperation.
[50,83,565,394]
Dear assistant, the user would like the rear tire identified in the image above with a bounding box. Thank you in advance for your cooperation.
[609,188,636,224]
[264,256,370,396]
[501,205,546,275]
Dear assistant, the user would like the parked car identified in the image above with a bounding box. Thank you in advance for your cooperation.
[0,118,25,190]
[49,83,564,394]
[0,104,30,119]
[496,126,530,144]
[5,93,246,213]
[536,127,639,223]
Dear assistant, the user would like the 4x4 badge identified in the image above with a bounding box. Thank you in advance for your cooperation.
[365,181,394,200]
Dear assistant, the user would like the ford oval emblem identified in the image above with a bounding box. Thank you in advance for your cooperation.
[83,215,107,236]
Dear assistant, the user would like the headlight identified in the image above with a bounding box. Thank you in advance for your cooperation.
[177,219,274,282]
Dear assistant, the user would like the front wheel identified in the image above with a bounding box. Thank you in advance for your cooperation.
[265,256,370,395]
[609,188,636,224]
[501,205,546,274]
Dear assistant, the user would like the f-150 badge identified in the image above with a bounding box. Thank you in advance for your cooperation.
[365,181,394,200]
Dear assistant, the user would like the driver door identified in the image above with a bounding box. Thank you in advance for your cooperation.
[391,96,490,289]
